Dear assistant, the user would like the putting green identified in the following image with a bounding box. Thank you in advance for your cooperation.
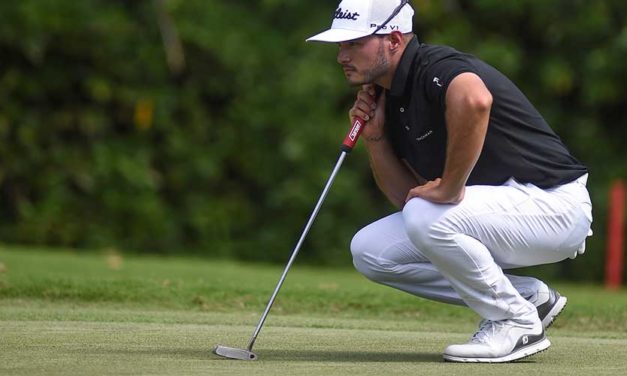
[1,248,626,375]
[1,306,626,376]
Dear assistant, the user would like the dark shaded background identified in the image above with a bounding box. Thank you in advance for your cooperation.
[0,0,625,281]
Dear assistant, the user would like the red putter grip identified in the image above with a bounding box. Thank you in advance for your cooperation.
[341,116,365,152]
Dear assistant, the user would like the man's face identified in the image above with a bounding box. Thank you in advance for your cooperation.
[337,35,389,86]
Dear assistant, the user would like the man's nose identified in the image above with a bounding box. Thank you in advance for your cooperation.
[337,47,350,64]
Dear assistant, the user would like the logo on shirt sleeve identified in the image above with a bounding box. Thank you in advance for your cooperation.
[433,77,443,87]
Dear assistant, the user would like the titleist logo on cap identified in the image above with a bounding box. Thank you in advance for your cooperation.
[334,8,360,20]
[306,1,415,43]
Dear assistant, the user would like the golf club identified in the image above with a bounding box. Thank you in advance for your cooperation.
[213,116,366,361]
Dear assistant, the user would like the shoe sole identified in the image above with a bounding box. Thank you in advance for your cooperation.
[542,296,567,329]
[443,338,551,363]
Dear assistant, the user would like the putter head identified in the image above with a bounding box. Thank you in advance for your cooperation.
[213,345,258,361]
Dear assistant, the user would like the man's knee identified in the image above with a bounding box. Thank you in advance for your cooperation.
[351,225,414,283]
[350,228,384,281]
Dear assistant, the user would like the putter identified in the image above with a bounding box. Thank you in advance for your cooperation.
[213,116,366,360]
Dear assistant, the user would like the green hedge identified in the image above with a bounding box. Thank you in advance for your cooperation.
[0,1,625,281]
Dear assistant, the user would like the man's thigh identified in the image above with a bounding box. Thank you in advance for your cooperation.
[405,179,591,268]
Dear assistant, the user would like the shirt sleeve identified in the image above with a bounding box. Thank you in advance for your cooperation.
[423,57,478,111]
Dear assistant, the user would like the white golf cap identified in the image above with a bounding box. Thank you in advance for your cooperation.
[306,0,414,43]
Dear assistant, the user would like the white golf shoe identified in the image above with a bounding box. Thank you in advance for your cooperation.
[443,318,550,363]
[529,285,568,329]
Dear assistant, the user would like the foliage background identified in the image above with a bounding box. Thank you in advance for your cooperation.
[0,0,625,281]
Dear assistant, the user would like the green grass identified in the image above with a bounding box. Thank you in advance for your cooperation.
[1,245,627,375]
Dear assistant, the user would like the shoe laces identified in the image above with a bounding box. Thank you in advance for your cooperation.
[470,319,506,344]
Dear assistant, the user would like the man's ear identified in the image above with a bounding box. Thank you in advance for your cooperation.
[388,31,404,51]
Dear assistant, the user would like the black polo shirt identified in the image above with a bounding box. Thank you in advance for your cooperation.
[385,36,587,189]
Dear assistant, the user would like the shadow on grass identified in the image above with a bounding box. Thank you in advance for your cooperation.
[253,349,442,363]
[99,348,537,364]
[96,347,439,363]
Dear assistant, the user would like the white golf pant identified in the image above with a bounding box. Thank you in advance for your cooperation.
[351,175,592,323]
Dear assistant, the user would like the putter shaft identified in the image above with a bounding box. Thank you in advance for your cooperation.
[214,117,365,360]
[245,151,349,352]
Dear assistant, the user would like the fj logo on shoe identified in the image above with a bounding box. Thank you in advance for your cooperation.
[522,335,529,345]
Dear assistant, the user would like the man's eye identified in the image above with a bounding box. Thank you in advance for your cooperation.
[338,41,359,49]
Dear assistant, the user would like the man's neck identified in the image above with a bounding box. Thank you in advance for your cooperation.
[375,39,410,90]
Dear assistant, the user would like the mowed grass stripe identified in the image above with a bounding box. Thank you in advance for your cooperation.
[2,247,627,331]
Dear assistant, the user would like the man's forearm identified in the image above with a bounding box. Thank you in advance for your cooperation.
[365,137,418,209]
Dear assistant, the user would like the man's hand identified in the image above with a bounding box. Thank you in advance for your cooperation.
[405,178,465,205]
[349,85,386,142]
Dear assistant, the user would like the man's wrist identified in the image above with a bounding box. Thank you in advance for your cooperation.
[364,134,386,142]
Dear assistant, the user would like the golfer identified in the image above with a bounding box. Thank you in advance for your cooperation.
[307,0,593,363]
